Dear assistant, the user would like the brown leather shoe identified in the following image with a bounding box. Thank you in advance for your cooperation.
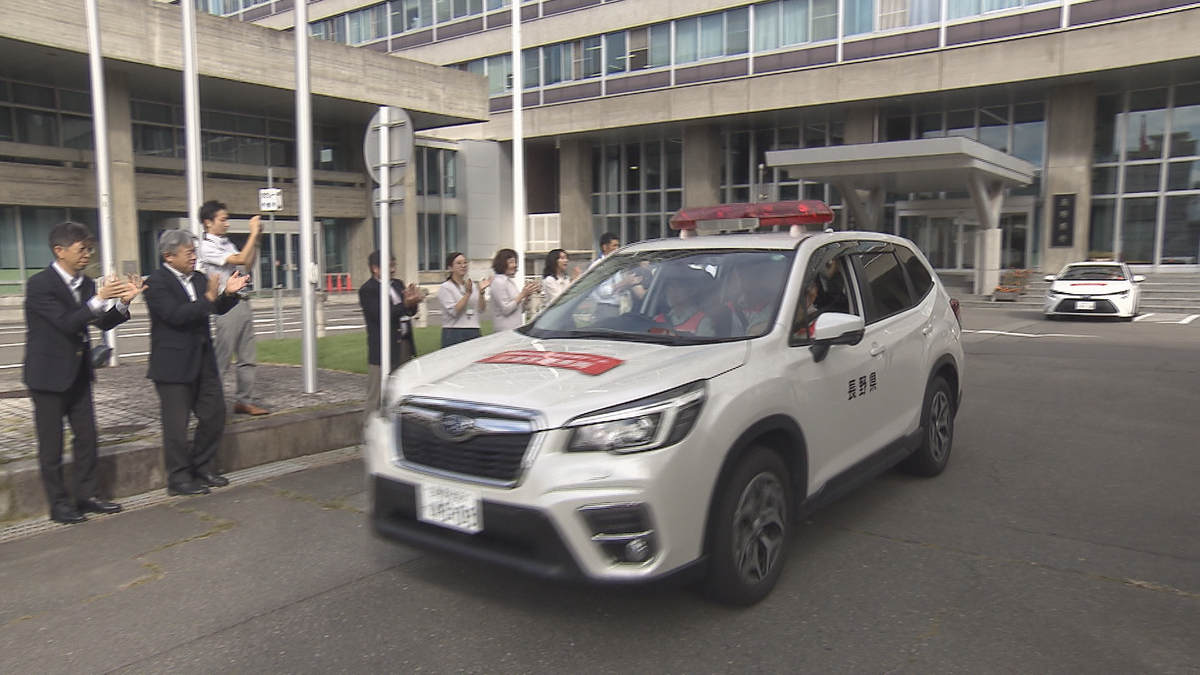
[233,402,270,416]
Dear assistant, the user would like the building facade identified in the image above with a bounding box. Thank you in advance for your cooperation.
[228,0,1200,286]
[0,0,486,296]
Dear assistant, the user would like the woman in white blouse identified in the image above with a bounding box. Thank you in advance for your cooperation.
[437,251,490,348]
[540,248,578,307]
[488,248,539,332]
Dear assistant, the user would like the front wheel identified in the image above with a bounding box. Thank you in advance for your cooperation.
[704,446,792,606]
[900,376,955,477]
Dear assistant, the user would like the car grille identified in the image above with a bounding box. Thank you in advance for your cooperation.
[1056,298,1118,314]
[394,398,537,486]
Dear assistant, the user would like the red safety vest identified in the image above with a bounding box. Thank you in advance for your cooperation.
[655,310,706,333]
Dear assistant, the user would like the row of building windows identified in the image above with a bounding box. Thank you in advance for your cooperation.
[454,0,1056,95]
[309,0,1056,50]
[0,206,98,292]
[0,80,94,150]
[201,0,271,15]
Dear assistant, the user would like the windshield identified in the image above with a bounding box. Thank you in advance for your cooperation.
[524,248,796,345]
[1060,265,1126,281]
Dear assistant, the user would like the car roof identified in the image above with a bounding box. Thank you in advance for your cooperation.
[618,230,912,254]
[1066,261,1123,267]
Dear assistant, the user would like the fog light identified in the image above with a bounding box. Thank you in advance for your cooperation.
[624,538,651,563]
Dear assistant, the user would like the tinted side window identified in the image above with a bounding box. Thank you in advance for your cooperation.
[896,246,934,300]
[853,251,914,323]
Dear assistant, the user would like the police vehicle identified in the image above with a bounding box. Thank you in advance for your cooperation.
[364,201,965,605]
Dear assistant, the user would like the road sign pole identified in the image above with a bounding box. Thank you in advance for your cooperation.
[296,0,317,394]
[377,107,391,402]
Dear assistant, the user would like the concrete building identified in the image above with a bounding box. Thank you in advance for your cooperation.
[0,0,487,296]
[214,0,1200,293]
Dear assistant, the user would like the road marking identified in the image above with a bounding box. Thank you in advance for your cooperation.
[1181,315,1199,325]
[963,329,1098,339]
[1133,314,1155,322]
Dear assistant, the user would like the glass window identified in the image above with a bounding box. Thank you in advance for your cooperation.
[854,250,914,323]
[755,1,780,51]
[21,207,66,270]
[782,0,810,45]
[1123,164,1161,193]
[699,13,724,59]
[1012,102,1045,167]
[844,0,873,35]
[605,32,626,74]
[436,0,451,22]
[1162,195,1200,264]
[443,149,456,197]
[59,90,91,114]
[1089,198,1115,256]
[11,83,54,108]
[523,48,539,89]
[918,112,943,138]
[0,107,13,143]
[978,106,1009,151]
[726,7,750,55]
[1092,166,1118,195]
[675,17,698,64]
[1167,161,1200,191]
[1170,83,1200,158]
[14,108,57,146]
[1125,89,1167,161]
[1120,196,1157,264]
[486,54,510,94]
[811,0,838,41]
[896,246,935,300]
[580,36,602,79]
[649,24,671,68]
[543,44,567,85]
[61,115,92,150]
[427,147,442,195]
[946,109,976,139]
[1094,94,1122,164]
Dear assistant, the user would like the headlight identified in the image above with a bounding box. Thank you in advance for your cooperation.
[566,382,705,454]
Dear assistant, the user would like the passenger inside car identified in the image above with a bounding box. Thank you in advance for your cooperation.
[727,258,787,337]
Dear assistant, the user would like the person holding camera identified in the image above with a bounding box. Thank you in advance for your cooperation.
[437,251,490,348]
[23,221,142,524]
[196,199,268,416]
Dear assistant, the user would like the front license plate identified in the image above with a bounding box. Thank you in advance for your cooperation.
[418,483,482,534]
[1076,300,1095,310]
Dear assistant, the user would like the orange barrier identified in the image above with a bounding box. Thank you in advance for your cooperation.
[324,273,353,293]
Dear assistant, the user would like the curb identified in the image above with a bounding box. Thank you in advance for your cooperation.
[0,401,364,523]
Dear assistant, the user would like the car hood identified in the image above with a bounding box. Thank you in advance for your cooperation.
[1050,279,1133,294]
[386,331,750,428]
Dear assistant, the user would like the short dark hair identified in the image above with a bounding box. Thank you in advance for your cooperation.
[542,248,567,279]
[367,250,395,270]
[48,221,94,252]
[599,232,620,248]
[199,200,226,224]
[492,248,517,274]
[444,251,464,280]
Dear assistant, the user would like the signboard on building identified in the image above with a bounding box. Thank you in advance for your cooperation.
[1051,193,1075,247]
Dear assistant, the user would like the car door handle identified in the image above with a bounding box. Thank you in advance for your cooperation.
[922,324,934,336]
[869,344,886,357]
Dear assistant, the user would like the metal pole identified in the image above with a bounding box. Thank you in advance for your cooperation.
[181,0,203,235]
[511,5,526,283]
[84,0,119,365]
[296,0,318,393]
[268,167,282,339]
[377,106,391,400]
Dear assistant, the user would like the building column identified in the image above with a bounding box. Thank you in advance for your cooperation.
[843,106,878,145]
[104,69,140,276]
[557,137,593,253]
[683,124,721,207]
[1042,83,1097,272]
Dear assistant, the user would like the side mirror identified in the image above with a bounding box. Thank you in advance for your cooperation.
[1043,275,1056,282]
[1132,274,1146,283]
[809,312,865,363]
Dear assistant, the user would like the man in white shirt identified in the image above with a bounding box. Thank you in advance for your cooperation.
[196,199,268,416]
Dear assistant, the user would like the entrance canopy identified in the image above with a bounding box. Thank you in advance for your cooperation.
[766,137,1039,296]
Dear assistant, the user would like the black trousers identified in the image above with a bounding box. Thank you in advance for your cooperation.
[154,350,226,486]
[29,366,99,508]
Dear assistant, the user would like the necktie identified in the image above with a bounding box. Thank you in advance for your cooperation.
[68,276,82,305]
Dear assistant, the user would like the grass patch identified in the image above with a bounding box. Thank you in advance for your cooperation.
[257,323,493,374]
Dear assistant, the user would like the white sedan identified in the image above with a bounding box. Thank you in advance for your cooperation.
[1043,261,1145,320]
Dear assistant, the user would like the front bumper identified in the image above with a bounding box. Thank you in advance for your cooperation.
[1044,294,1133,317]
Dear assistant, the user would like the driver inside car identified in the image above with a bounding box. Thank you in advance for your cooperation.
[653,267,717,337]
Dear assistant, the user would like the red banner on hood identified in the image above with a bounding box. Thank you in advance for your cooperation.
[477,350,624,376]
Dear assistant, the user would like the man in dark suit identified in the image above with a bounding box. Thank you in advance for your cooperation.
[143,228,248,496]
[23,221,141,524]
[358,250,423,421]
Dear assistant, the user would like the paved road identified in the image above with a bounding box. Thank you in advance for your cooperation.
[1,307,1197,674]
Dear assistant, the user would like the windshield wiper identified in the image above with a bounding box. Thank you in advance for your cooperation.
[528,328,720,346]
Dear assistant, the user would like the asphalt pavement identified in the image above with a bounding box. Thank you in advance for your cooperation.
[1,306,1198,675]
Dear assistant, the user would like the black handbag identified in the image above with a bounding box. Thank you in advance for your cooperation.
[89,344,112,368]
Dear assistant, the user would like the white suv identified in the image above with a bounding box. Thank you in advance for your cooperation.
[365,220,964,605]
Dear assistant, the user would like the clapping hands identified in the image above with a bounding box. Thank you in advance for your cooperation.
[225,271,249,296]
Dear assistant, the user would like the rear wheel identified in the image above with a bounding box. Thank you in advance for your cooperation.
[704,446,792,606]
[900,376,954,477]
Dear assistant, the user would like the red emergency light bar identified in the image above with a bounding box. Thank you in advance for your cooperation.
[669,200,835,231]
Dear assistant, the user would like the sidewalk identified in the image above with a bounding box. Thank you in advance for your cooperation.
[0,362,368,522]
